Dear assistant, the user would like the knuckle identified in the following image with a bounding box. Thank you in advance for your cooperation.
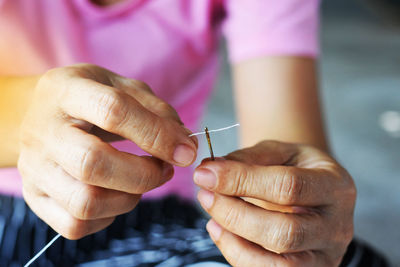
[42,68,62,81]
[18,165,31,185]
[65,64,93,77]
[79,142,107,183]
[156,101,173,112]
[21,186,32,203]
[19,124,36,149]
[154,101,177,119]
[340,168,357,201]
[98,90,128,129]
[231,167,251,196]
[17,153,35,182]
[276,168,304,205]
[343,224,354,246]
[140,121,164,152]
[72,63,95,70]
[272,219,305,253]
[349,184,357,202]
[345,181,357,205]
[232,249,247,267]
[40,67,72,86]
[17,154,27,176]
[155,102,181,122]
[68,185,99,220]
[131,171,152,194]
[222,205,242,232]
[133,160,169,193]
[132,80,152,92]
[216,163,251,196]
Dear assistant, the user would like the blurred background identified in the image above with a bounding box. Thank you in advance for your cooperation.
[198,0,400,266]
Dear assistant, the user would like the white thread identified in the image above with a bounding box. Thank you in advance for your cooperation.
[22,124,238,266]
[24,233,61,267]
[188,123,240,137]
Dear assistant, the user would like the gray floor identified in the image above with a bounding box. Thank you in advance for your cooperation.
[199,1,400,266]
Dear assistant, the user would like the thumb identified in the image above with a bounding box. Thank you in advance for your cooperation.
[225,140,298,166]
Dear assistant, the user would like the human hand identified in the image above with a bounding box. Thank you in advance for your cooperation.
[18,64,197,239]
[193,141,356,267]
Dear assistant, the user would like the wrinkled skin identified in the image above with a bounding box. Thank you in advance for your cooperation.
[19,64,198,239]
[194,141,356,267]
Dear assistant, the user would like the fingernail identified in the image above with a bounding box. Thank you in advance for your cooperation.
[193,168,217,189]
[206,219,222,241]
[198,189,214,209]
[173,144,196,166]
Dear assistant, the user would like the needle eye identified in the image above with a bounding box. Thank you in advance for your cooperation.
[205,127,215,161]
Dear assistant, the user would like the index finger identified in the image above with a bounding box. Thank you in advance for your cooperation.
[59,78,197,166]
[193,160,336,206]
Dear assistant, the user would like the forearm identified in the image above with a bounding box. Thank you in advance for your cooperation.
[233,56,328,151]
[0,75,39,167]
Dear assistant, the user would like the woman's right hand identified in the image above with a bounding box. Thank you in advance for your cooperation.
[18,64,198,239]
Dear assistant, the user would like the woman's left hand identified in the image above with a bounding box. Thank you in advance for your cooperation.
[193,141,356,267]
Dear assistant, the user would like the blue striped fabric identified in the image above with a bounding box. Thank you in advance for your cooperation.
[0,195,390,266]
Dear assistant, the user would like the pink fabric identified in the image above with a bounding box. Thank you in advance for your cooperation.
[223,0,320,62]
[0,0,319,199]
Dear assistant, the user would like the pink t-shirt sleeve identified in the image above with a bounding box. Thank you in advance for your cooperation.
[222,0,320,63]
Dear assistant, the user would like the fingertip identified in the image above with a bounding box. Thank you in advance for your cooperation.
[197,189,215,210]
[173,144,197,166]
[193,167,217,190]
[206,219,222,241]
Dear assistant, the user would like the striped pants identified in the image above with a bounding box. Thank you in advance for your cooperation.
[0,195,390,266]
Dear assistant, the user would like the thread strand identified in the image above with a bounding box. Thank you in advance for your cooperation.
[24,233,62,267]
[189,123,240,137]
[23,124,239,266]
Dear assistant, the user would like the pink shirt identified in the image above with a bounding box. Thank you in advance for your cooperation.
[0,0,319,199]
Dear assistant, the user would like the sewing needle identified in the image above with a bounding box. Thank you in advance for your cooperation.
[205,127,215,161]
